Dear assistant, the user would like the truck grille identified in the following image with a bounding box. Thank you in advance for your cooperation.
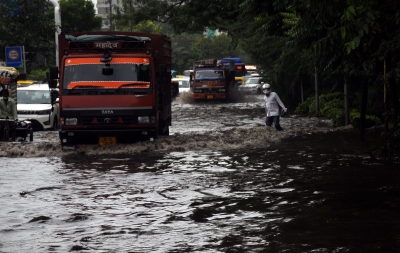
[82,115,136,125]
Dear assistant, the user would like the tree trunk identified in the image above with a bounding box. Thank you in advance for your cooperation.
[344,78,349,125]
[388,73,400,119]
[360,79,369,142]
[315,67,319,116]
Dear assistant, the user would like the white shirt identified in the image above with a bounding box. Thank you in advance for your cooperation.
[264,92,286,117]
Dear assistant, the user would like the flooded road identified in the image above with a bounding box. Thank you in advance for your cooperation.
[1,94,399,252]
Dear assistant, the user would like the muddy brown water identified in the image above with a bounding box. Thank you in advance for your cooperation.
[1,93,398,252]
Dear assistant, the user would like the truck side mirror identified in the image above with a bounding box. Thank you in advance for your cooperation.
[48,79,58,89]
[49,66,58,79]
[48,67,59,89]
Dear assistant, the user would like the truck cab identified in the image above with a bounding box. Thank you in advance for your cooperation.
[190,59,234,100]
[48,32,172,146]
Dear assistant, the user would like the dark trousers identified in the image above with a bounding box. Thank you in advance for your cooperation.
[266,116,283,131]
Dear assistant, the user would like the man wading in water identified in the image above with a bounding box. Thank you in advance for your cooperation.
[262,83,287,131]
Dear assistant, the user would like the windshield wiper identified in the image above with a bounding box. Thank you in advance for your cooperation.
[118,82,149,89]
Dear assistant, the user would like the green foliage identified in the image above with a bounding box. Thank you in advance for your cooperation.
[28,69,47,81]
[350,110,382,129]
[378,114,400,164]
[322,107,344,127]
[295,96,314,115]
[130,21,162,34]
[295,92,382,128]
[0,0,56,64]
[171,33,251,74]
[59,0,102,33]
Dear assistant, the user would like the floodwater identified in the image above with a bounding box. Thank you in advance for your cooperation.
[1,92,399,252]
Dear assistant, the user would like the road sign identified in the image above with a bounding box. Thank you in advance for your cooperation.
[5,46,22,67]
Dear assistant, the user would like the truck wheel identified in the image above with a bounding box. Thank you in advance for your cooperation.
[29,128,33,142]
[257,89,261,95]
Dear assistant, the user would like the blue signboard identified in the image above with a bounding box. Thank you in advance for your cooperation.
[5,46,22,67]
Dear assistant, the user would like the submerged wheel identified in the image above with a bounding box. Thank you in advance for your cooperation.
[256,89,262,95]
[29,128,33,142]
[4,128,9,142]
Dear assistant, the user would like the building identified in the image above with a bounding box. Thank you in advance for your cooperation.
[96,0,122,31]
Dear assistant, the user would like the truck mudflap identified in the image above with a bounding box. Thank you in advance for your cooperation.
[59,128,157,146]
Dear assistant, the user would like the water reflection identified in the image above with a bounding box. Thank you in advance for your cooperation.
[1,131,398,252]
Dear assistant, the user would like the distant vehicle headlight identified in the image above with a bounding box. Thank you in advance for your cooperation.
[138,116,150,124]
[65,118,78,125]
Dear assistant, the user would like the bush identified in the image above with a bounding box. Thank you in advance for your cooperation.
[350,110,382,129]
[295,96,314,115]
[295,92,382,128]
[28,69,47,81]
[321,107,344,127]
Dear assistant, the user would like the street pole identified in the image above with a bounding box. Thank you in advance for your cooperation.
[22,46,26,73]
[48,0,61,67]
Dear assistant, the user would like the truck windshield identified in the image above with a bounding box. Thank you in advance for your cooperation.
[62,58,151,89]
[195,69,224,80]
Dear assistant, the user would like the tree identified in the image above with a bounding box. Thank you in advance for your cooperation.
[170,32,249,74]
[0,0,57,68]
[59,0,102,33]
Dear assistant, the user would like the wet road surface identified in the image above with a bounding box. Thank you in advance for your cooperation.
[0,93,398,252]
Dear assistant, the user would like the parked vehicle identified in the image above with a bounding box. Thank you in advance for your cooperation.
[238,76,265,95]
[17,83,59,130]
[190,59,235,100]
[47,31,172,147]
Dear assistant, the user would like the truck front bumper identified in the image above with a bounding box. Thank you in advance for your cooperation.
[192,93,227,99]
[59,128,157,146]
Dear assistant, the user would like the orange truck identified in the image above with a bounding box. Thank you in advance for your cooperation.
[190,59,235,100]
[48,31,172,147]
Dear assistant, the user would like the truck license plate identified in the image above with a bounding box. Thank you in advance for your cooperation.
[99,137,116,146]
[207,95,214,99]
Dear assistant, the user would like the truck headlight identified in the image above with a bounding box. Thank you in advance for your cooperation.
[138,116,150,124]
[65,118,78,125]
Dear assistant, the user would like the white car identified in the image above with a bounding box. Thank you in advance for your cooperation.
[238,76,264,95]
[17,83,60,130]
[172,77,191,94]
